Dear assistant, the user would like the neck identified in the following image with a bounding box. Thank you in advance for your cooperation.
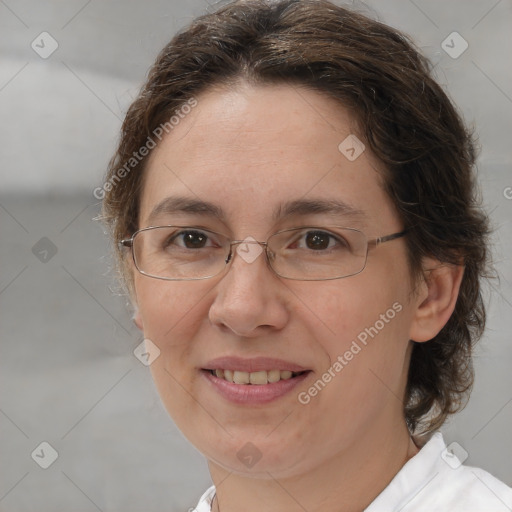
[209,420,418,512]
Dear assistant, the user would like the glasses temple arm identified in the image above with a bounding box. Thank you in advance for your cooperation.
[369,229,408,248]
[119,239,133,249]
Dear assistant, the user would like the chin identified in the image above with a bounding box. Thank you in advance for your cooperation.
[196,430,310,479]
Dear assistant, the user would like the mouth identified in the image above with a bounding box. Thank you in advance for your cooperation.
[204,368,307,385]
[200,357,311,404]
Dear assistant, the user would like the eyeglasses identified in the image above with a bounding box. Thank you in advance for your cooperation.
[120,225,407,281]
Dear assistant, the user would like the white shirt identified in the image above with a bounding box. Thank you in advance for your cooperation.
[192,432,512,511]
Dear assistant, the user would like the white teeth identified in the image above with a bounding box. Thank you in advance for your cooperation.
[249,371,268,385]
[267,369,281,383]
[233,371,250,384]
[211,369,302,385]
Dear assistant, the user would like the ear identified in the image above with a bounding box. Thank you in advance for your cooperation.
[409,258,464,343]
[124,248,144,331]
[132,306,144,331]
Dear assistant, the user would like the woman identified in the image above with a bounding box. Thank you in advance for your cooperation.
[101,1,512,510]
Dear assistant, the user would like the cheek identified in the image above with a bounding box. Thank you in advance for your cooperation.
[135,277,209,341]
[134,279,208,400]
[302,264,413,396]
[305,270,407,347]
[134,278,213,427]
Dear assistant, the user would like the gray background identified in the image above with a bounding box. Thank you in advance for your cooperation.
[1,1,511,511]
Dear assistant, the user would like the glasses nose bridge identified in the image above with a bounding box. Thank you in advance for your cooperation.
[230,238,268,248]
[225,238,270,264]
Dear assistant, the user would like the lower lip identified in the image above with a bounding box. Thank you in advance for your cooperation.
[201,370,311,404]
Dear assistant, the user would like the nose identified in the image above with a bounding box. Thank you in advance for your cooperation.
[208,240,289,337]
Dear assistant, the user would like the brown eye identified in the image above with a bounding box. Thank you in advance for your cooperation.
[305,231,331,250]
[288,229,350,252]
[166,230,211,249]
[181,231,208,248]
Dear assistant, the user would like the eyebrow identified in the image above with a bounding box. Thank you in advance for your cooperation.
[275,198,366,222]
[147,196,226,224]
[146,195,366,225]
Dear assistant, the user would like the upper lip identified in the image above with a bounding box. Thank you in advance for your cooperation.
[202,356,309,373]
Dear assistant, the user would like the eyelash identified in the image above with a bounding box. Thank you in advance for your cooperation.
[166,228,349,251]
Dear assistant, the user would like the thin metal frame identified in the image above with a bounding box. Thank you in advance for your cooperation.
[120,225,408,281]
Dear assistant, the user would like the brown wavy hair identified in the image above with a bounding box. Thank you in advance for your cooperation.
[101,0,491,435]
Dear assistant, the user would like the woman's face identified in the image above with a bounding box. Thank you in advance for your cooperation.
[133,83,419,478]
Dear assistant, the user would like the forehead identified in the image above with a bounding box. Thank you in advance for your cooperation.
[139,83,397,232]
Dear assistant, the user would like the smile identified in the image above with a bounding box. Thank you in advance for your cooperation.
[206,369,306,385]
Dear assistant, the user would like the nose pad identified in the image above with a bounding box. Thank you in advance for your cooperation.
[224,242,272,269]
